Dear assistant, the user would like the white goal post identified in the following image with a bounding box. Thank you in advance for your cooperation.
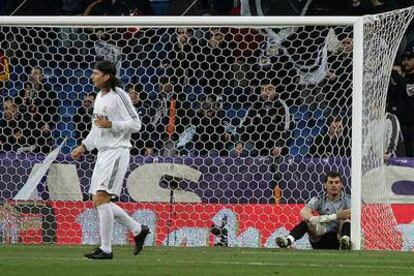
[0,9,413,250]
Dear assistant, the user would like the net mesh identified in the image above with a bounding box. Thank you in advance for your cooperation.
[361,9,414,250]
[0,9,413,249]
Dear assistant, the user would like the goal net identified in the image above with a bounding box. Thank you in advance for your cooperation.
[0,10,413,249]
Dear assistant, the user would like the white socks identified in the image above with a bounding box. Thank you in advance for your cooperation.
[287,235,295,244]
[110,203,142,236]
[97,203,114,253]
[96,202,143,253]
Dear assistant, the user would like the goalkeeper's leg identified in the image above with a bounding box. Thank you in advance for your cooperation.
[310,232,340,249]
[276,220,309,248]
[310,220,351,250]
[338,220,351,250]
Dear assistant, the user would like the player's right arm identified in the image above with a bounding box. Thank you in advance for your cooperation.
[71,120,98,159]
[302,196,335,224]
[308,209,350,224]
[81,123,98,152]
[303,194,351,223]
[71,143,86,160]
[301,196,319,221]
[300,206,314,221]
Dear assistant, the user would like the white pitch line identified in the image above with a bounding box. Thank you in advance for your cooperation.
[1,256,414,271]
[238,249,411,257]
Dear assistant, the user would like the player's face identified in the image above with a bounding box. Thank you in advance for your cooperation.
[91,69,110,89]
[325,176,342,197]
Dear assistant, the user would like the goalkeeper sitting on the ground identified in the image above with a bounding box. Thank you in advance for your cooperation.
[276,171,351,250]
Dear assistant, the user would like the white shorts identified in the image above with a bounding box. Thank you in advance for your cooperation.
[89,148,130,196]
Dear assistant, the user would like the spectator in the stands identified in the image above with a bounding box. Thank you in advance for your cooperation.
[309,116,351,157]
[195,27,236,96]
[11,96,53,154]
[20,67,59,129]
[169,0,206,15]
[191,95,229,156]
[169,0,236,15]
[384,112,405,162]
[205,0,237,15]
[83,0,153,16]
[0,100,28,152]
[151,76,193,156]
[240,0,410,17]
[387,46,414,157]
[82,0,152,57]
[2,99,20,121]
[5,0,61,15]
[61,0,85,15]
[306,0,406,15]
[238,79,292,157]
[13,67,57,153]
[74,93,96,143]
[83,0,136,16]
[128,84,156,155]
[323,33,353,116]
[18,67,56,153]
[30,122,55,154]
[229,141,249,157]
[352,0,409,15]
[240,0,304,16]
[163,28,199,86]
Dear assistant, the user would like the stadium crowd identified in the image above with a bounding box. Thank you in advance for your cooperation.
[0,0,413,159]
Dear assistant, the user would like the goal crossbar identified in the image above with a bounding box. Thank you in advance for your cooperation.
[0,16,361,27]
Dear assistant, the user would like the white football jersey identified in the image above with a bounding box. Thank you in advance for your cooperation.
[82,87,141,151]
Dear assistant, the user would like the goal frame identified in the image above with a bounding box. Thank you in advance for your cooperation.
[0,15,366,249]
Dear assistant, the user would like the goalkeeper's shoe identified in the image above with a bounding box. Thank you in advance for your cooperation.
[339,235,351,250]
[276,236,292,248]
[133,225,150,255]
[84,248,113,260]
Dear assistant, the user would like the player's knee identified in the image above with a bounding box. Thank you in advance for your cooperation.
[93,191,111,206]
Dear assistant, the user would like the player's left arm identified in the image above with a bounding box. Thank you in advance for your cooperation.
[335,194,352,220]
[336,209,351,220]
[312,208,351,224]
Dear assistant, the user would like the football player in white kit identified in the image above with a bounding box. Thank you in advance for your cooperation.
[71,61,149,260]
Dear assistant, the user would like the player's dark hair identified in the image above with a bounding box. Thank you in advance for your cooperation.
[323,171,342,183]
[94,61,121,90]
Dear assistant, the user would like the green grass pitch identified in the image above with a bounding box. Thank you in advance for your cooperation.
[0,245,413,275]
